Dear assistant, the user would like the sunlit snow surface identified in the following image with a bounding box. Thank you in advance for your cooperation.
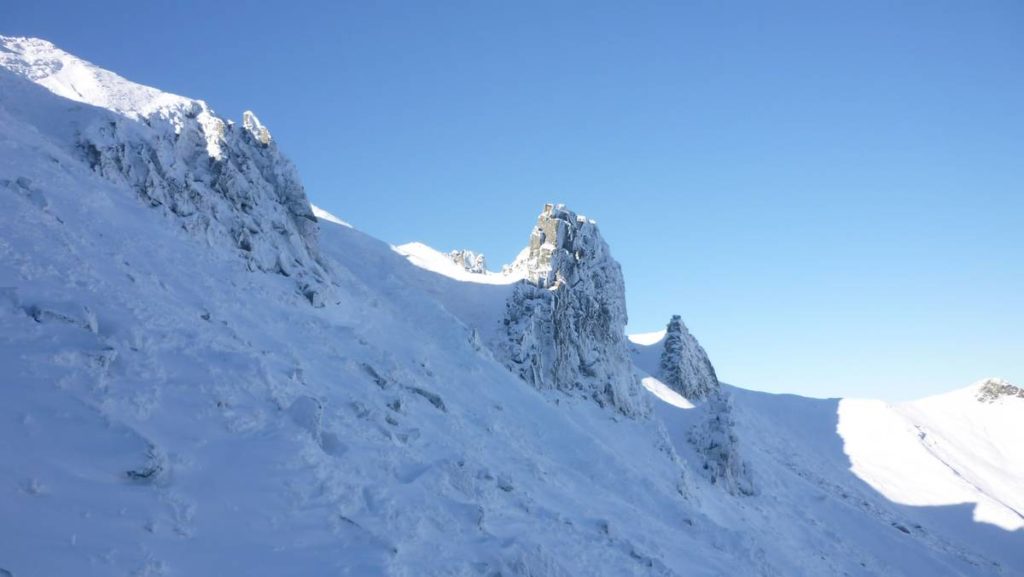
[839,382,1024,530]
[1,34,1022,577]
[627,330,667,347]
[640,376,695,409]
[394,241,523,285]
[310,204,352,228]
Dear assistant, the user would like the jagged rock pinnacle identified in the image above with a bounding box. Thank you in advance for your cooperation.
[242,110,272,145]
[659,315,720,401]
[502,203,648,417]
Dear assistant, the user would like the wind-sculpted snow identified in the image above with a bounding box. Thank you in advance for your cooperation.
[503,204,648,417]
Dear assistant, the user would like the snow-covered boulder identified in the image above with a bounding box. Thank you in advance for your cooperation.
[502,204,648,417]
[659,315,719,401]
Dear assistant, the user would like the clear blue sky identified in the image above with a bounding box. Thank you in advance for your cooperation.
[4,1,1022,400]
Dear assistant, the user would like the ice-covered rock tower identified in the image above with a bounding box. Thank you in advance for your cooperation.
[503,204,648,417]
[659,315,720,400]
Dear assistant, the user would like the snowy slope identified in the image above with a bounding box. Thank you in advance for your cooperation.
[1,35,1022,577]
[841,380,1024,531]
[0,36,747,577]
[631,333,1024,576]
[395,242,520,285]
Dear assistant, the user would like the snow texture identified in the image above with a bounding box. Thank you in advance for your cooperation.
[2,35,1023,577]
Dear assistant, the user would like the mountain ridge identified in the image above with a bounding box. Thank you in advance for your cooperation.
[1,35,1021,577]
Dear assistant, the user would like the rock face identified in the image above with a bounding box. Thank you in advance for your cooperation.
[502,204,648,417]
[77,103,325,290]
[0,36,327,304]
[448,249,487,274]
[976,378,1024,403]
[659,315,719,400]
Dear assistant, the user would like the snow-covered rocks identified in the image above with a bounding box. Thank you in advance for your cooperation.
[975,378,1023,403]
[633,318,752,493]
[687,392,755,495]
[659,315,719,401]
[0,35,327,303]
[502,204,648,417]
[448,249,487,274]
[3,34,1023,577]
[242,110,271,145]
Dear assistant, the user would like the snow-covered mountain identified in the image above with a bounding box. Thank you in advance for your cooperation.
[1,36,1021,577]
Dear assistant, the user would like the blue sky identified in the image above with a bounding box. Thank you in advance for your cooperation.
[4,1,1022,400]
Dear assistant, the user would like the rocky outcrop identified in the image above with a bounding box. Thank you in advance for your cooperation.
[502,204,648,417]
[688,392,755,495]
[647,315,751,494]
[976,379,1024,403]
[77,105,325,289]
[448,249,487,274]
[659,315,719,400]
[0,36,327,305]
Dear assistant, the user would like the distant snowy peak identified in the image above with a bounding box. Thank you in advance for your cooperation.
[974,378,1024,403]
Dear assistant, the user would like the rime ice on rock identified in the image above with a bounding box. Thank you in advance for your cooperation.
[503,204,649,417]
[242,110,272,145]
[79,108,327,303]
[976,378,1024,403]
[652,315,752,494]
[0,36,327,305]
[659,315,719,401]
[688,392,756,496]
[448,250,487,274]
[77,106,323,278]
